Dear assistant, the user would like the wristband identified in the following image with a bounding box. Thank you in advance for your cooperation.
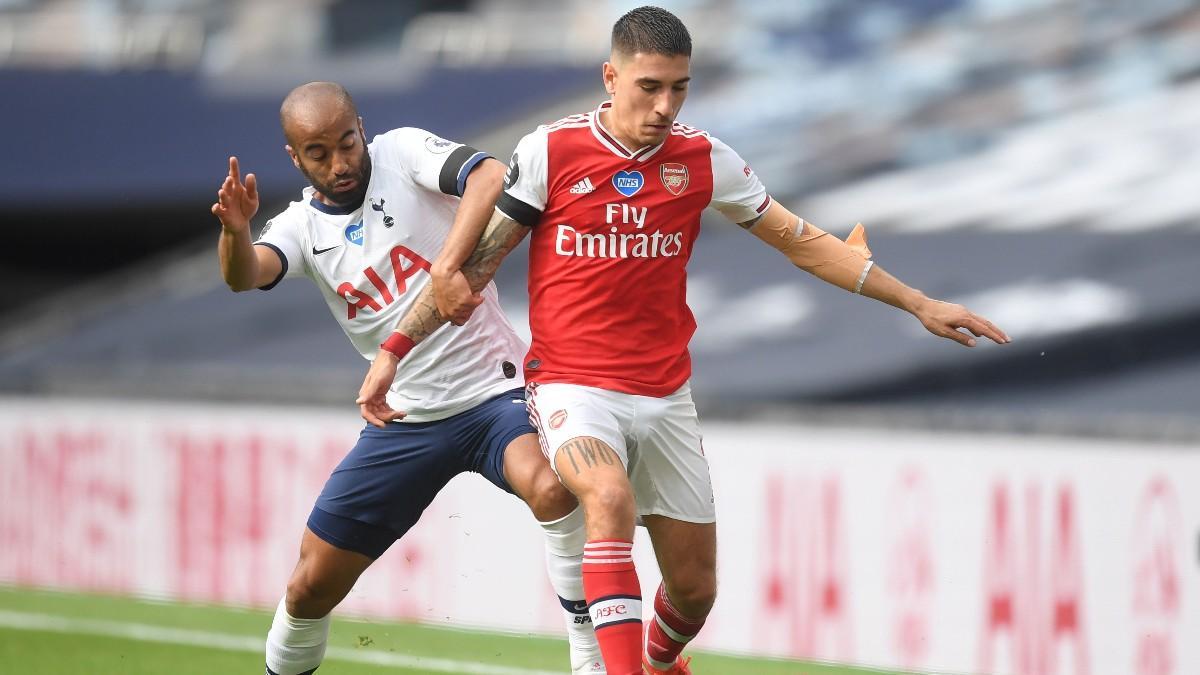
[380,332,415,359]
[853,260,875,294]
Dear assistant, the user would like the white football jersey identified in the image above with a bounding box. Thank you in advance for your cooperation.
[255,128,527,421]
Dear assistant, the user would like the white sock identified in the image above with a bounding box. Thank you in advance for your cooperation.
[265,598,331,675]
[541,506,606,674]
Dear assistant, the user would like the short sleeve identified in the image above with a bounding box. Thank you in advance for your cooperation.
[495,129,548,227]
[372,128,490,197]
[253,213,305,291]
[708,136,772,224]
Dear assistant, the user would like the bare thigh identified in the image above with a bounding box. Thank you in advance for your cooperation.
[555,436,637,541]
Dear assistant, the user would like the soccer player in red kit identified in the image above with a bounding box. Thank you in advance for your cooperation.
[358,7,1010,674]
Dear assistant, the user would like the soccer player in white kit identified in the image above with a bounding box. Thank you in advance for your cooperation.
[212,82,604,675]
[357,8,1010,674]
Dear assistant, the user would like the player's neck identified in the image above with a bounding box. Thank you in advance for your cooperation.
[311,190,364,212]
[598,108,646,153]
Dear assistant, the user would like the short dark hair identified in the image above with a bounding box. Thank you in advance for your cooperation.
[611,6,691,59]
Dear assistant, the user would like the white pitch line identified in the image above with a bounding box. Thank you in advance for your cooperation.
[0,609,562,675]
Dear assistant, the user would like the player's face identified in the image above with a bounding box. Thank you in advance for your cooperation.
[603,52,691,147]
[286,110,371,206]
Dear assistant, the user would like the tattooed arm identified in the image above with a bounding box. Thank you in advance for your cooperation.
[355,209,532,427]
[398,209,530,342]
[430,157,506,325]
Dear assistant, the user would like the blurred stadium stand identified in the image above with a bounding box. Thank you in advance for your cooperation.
[1,0,1198,440]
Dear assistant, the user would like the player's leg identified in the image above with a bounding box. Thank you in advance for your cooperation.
[641,516,716,672]
[498,427,577,523]
[630,383,717,674]
[284,530,374,618]
[557,437,642,675]
[527,383,644,675]
[466,387,603,673]
[266,422,456,675]
[265,525,377,675]
[500,432,605,674]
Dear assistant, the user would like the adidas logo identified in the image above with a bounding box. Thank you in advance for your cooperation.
[569,177,595,194]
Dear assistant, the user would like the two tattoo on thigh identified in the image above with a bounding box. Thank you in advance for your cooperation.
[559,437,620,475]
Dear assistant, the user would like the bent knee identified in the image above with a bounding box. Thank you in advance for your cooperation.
[525,469,577,521]
[584,482,635,513]
[286,569,343,618]
[666,576,718,618]
[577,484,637,532]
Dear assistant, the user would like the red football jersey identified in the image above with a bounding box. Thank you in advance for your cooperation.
[497,101,771,396]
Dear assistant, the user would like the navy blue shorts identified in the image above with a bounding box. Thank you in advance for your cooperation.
[307,387,533,559]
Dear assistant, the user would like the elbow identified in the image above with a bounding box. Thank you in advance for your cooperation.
[224,277,255,293]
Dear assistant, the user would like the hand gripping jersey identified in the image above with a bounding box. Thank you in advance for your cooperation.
[256,128,527,421]
[497,102,772,397]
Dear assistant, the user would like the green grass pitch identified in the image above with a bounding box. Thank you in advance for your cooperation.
[0,586,911,674]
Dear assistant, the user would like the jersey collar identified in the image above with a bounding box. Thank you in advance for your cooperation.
[590,101,666,163]
[304,186,363,215]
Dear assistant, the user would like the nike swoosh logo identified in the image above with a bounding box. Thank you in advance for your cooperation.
[558,596,590,613]
[312,245,340,255]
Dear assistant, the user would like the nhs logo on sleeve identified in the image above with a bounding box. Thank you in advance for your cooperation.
[612,170,644,198]
[345,220,365,246]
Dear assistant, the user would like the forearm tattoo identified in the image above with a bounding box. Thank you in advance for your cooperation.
[461,214,530,292]
[395,212,528,345]
[396,283,446,343]
[559,437,621,475]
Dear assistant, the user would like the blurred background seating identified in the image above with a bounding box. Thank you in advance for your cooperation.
[2,0,1198,439]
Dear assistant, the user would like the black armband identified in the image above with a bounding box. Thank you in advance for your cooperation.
[439,145,489,197]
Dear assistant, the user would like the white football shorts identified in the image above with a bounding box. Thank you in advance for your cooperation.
[525,381,715,523]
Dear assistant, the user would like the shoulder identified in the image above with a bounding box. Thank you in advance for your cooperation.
[670,120,711,140]
[370,127,406,153]
[674,121,730,153]
[255,198,311,244]
[515,112,591,162]
[371,127,431,147]
[370,127,429,160]
[673,126,746,166]
[273,198,312,227]
[538,111,591,135]
[669,121,721,157]
[517,111,591,148]
[371,127,462,160]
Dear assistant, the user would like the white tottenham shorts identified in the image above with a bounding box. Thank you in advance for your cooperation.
[525,381,716,523]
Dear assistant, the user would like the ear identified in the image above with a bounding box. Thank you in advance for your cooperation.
[602,61,617,96]
[285,144,301,169]
[357,116,366,141]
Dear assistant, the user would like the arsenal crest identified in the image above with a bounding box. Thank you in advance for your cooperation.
[659,163,689,196]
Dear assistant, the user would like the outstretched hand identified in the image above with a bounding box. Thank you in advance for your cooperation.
[914,298,1011,347]
[356,352,406,427]
[211,156,259,233]
[433,269,484,326]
